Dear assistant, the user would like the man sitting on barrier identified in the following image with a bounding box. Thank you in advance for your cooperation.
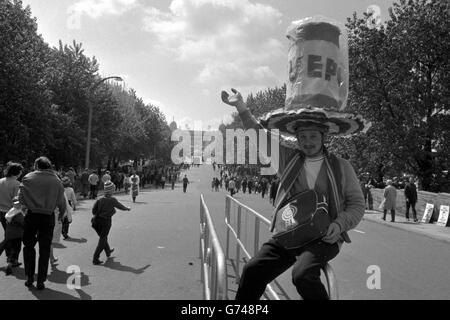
[221,17,369,300]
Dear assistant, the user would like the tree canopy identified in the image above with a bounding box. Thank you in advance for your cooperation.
[0,0,172,170]
[223,0,449,191]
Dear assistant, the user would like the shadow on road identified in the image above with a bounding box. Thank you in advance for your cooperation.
[63,237,88,244]
[29,287,92,300]
[52,243,67,249]
[102,257,151,274]
[0,266,26,279]
[47,264,91,287]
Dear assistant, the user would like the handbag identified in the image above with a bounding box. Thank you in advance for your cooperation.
[272,189,331,250]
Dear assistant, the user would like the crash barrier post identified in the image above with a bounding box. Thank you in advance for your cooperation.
[200,195,227,300]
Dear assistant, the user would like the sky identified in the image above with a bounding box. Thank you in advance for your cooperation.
[22,0,396,130]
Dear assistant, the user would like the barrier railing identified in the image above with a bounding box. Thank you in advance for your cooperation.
[225,195,339,300]
[199,195,228,300]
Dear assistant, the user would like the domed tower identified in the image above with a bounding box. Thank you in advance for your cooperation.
[169,117,178,132]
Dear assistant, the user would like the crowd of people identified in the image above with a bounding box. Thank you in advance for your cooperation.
[359,175,420,223]
[210,164,280,206]
[0,157,189,290]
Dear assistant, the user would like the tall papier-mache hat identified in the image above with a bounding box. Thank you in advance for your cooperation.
[260,16,371,137]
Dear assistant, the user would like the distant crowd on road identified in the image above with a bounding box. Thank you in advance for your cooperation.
[210,163,280,206]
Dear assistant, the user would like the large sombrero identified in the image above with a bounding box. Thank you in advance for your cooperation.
[259,16,371,137]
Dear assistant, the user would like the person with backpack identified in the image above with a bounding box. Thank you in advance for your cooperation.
[182,175,190,193]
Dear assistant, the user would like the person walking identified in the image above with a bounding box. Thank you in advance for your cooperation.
[18,156,67,290]
[171,173,177,190]
[382,180,397,222]
[182,175,190,193]
[130,171,140,203]
[88,171,99,199]
[66,167,76,188]
[228,178,236,197]
[270,177,279,206]
[91,181,131,265]
[61,177,77,239]
[242,178,248,194]
[0,198,24,275]
[0,162,23,270]
[80,169,90,199]
[404,177,418,222]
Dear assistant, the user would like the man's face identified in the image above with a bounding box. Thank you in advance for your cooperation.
[296,130,324,157]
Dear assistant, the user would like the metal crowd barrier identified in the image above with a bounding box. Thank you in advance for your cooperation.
[225,195,339,300]
[199,195,227,300]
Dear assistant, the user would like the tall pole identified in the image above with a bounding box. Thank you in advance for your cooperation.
[84,76,123,170]
[85,100,94,170]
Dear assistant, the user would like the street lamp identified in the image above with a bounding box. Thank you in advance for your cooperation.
[85,76,123,170]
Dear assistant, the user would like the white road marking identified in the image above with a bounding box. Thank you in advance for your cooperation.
[352,230,365,234]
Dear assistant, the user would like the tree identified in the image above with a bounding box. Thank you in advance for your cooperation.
[0,0,54,164]
[330,0,450,191]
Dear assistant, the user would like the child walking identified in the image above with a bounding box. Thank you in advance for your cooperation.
[91,181,130,265]
[0,198,24,275]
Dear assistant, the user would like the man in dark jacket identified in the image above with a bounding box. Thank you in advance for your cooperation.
[404,177,418,222]
[18,157,67,290]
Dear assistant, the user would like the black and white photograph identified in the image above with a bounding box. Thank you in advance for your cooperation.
[0,0,449,309]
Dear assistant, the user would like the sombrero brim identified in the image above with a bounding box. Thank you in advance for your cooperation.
[259,107,371,137]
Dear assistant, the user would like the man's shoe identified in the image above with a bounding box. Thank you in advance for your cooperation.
[36,282,45,290]
[25,277,34,287]
[93,260,103,265]
[106,248,115,258]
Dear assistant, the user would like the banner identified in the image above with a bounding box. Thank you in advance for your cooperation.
[421,203,434,223]
[436,205,449,227]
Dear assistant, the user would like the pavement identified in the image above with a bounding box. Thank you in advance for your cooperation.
[362,210,450,244]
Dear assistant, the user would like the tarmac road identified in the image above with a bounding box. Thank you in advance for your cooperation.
[1,164,449,300]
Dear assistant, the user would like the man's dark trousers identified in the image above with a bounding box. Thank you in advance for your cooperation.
[235,239,339,300]
[93,218,112,260]
[22,212,55,284]
[405,200,417,220]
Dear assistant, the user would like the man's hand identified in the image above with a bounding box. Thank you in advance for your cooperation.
[322,222,342,244]
[221,88,246,112]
